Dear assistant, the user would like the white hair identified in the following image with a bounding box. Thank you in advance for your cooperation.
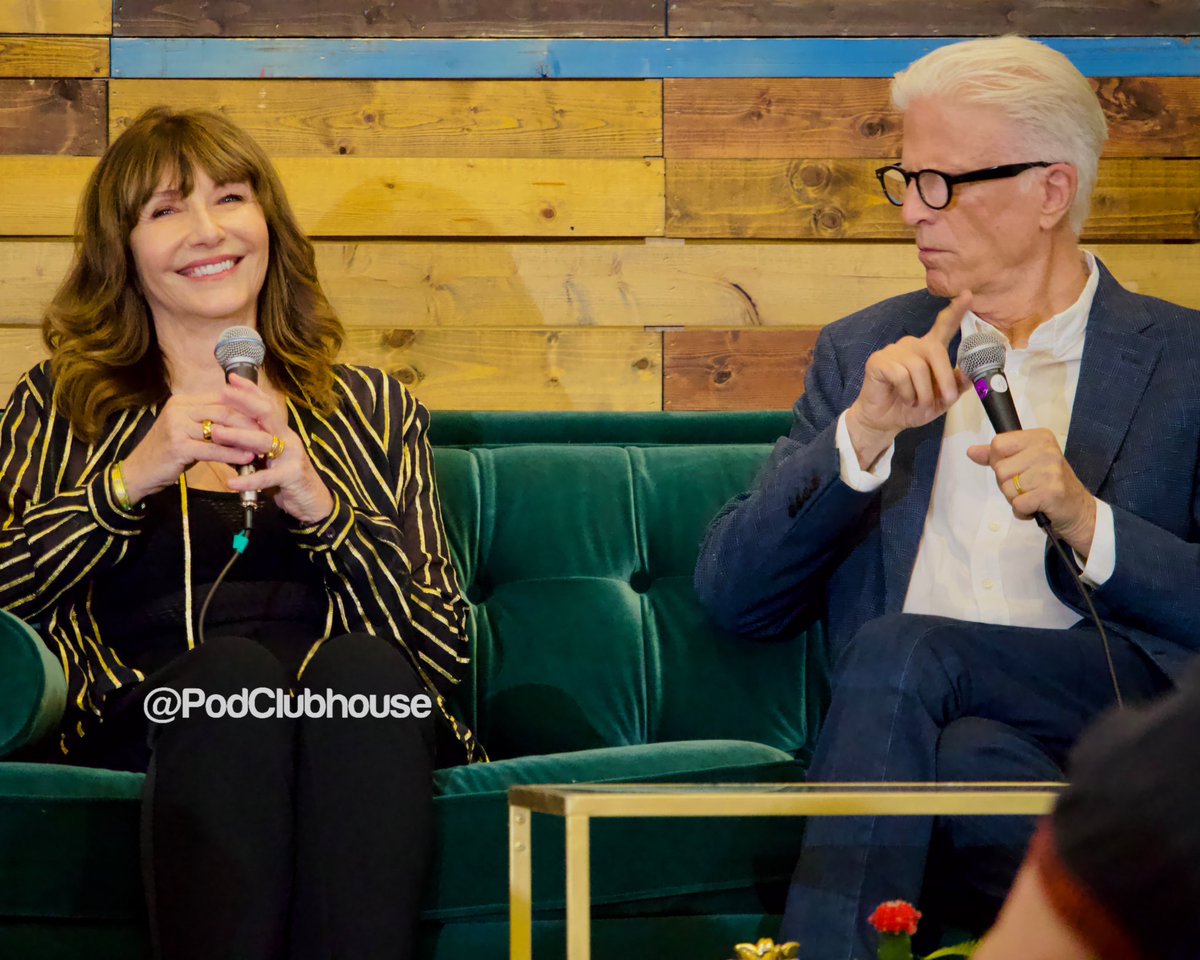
[891,35,1107,235]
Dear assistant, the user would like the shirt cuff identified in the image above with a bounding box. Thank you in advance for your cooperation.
[86,466,145,536]
[286,488,355,553]
[1075,498,1115,588]
[835,410,895,492]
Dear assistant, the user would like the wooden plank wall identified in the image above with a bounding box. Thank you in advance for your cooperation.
[1,3,1198,412]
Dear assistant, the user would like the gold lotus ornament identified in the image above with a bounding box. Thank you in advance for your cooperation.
[731,938,800,959]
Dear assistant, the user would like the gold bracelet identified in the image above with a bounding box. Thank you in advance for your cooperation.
[110,460,134,512]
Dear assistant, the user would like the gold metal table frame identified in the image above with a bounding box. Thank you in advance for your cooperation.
[507,781,1063,960]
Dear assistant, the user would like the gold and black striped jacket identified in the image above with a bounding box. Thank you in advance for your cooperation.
[0,361,480,761]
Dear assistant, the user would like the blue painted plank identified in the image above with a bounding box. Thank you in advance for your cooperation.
[111,37,1200,80]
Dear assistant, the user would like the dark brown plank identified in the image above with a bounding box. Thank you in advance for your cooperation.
[668,0,1200,37]
[115,0,664,37]
[667,158,1200,241]
[666,78,898,159]
[1093,78,1200,158]
[664,328,819,411]
[666,78,1200,160]
[0,79,106,155]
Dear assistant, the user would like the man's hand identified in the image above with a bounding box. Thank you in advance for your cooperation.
[966,429,1097,556]
[845,291,974,470]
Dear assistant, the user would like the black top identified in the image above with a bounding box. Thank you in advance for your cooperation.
[90,485,327,680]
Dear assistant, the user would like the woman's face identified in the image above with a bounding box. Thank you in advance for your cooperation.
[129,166,270,332]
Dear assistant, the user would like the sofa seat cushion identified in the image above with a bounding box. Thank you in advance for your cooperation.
[426,739,807,920]
[434,738,792,797]
[0,763,145,920]
[0,742,805,923]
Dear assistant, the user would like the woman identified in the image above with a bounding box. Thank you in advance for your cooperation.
[0,107,479,960]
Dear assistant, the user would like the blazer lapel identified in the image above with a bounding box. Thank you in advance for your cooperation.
[1064,263,1161,493]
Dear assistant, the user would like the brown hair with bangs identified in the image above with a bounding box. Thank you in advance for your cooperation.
[43,106,344,442]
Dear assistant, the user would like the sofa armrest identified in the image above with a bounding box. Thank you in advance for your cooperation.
[0,610,66,758]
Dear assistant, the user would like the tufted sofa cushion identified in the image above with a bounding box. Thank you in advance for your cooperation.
[431,412,827,763]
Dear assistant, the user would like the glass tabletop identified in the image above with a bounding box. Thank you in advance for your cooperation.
[507,781,1065,817]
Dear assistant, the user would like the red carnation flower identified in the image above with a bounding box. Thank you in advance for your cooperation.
[869,900,922,936]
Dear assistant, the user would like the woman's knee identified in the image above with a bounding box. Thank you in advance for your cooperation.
[299,633,426,698]
[159,635,291,698]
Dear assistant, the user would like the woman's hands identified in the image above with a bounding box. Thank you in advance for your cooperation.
[220,374,334,525]
[120,374,334,525]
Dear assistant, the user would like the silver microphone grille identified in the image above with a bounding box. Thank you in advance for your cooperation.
[214,326,265,369]
[956,330,1007,382]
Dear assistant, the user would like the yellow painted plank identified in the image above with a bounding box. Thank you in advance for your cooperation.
[110,79,662,158]
[0,327,52,401]
[0,325,662,412]
[0,156,665,237]
[0,36,107,76]
[668,158,1200,241]
[0,156,96,234]
[0,0,111,34]
[276,157,664,237]
[4,240,1199,329]
[340,327,661,410]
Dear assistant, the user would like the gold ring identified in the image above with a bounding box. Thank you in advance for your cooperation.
[265,435,285,460]
[201,419,214,442]
[1012,473,1024,496]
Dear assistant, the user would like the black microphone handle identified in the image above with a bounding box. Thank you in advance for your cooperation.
[974,371,1052,531]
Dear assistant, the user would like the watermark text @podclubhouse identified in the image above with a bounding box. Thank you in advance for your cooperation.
[143,687,433,723]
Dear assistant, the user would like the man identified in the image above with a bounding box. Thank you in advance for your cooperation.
[694,35,1200,959]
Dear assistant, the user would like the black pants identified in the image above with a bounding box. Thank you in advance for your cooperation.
[73,632,436,960]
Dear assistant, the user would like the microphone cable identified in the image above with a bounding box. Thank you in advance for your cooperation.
[198,529,250,646]
[1035,513,1124,708]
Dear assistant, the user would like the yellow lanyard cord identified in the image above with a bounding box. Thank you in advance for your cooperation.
[179,474,196,649]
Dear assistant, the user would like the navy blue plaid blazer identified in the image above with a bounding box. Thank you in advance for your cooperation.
[696,261,1200,682]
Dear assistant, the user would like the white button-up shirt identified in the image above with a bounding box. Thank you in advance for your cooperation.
[834,253,1115,628]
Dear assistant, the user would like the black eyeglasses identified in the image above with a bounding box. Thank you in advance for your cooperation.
[875,161,1056,210]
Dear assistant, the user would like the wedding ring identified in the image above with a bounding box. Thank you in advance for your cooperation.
[1012,473,1024,496]
[266,435,285,460]
[201,419,214,442]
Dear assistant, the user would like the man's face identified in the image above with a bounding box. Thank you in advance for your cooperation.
[899,96,1052,300]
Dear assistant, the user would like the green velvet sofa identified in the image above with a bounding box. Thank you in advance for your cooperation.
[0,410,830,960]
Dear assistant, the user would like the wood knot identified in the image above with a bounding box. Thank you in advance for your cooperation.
[791,162,831,193]
[858,114,893,139]
[382,329,416,349]
[362,112,376,124]
[50,78,81,102]
[1100,78,1165,123]
[393,366,421,386]
[714,370,732,385]
[812,206,846,235]
[541,206,557,220]
[632,357,651,371]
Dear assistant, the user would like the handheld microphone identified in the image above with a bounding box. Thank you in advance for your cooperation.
[214,326,266,529]
[956,329,1050,531]
[956,327,1124,706]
